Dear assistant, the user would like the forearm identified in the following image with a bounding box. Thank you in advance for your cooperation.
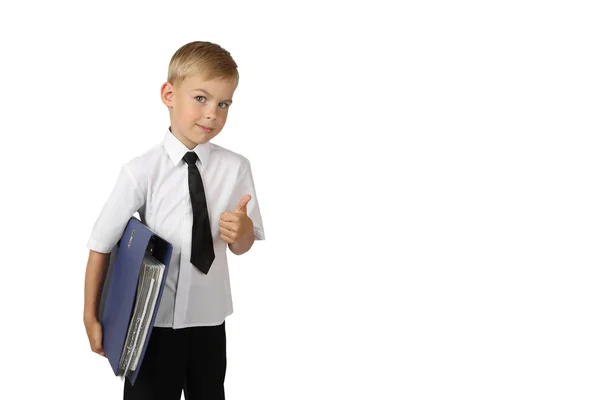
[228,230,255,255]
[83,250,111,323]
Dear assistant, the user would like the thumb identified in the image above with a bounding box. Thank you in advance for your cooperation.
[94,337,103,353]
[235,194,252,213]
[93,324,105,355]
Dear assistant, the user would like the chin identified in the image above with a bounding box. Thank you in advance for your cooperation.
[195,134,215,144]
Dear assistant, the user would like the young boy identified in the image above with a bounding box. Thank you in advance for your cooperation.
[83,41,265,400]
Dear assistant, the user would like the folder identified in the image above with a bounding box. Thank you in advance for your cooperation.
[98,216,173,385]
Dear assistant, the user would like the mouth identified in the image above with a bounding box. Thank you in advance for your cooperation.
[198,125,215,133]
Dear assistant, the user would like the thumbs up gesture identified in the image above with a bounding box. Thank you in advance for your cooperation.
[219,194,254,245]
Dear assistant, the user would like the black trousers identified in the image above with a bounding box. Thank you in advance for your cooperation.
[124,321,226,400]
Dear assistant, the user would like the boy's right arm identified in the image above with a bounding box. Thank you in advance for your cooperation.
[83,163,146,357]
[83,249,111,357]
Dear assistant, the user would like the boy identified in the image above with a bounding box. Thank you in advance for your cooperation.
[83,41,265,400]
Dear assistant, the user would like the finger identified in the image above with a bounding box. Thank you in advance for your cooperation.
[220,233,235,244]
[220,212,238,222]
[235,194,252,213]
[218,219,237,231]
[93,340,103,354]
[219,226,237,241]
[92,329,104,355]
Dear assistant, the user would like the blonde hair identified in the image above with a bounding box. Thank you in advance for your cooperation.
[167,41,239,87]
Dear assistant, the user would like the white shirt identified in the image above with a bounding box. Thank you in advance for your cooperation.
[87,128,265,328]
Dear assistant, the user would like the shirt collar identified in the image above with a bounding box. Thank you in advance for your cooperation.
[163,127,211,167]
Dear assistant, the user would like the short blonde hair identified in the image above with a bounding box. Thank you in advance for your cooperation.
[167,41,239,87]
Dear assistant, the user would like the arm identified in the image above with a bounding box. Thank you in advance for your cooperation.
[83,163,145,357]
[83,250,110,323]
[83,249,110,357]
[84,164,144,320]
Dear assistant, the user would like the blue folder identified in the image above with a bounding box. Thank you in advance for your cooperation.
[98,217,173,385]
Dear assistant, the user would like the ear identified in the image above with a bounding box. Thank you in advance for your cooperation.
[160,82,174,108]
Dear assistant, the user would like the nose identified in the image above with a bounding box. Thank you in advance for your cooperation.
[204,105,218,120]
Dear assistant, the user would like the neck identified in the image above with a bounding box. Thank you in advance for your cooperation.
[170,126,197,150]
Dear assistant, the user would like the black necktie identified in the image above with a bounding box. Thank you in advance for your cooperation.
[183,152,215,274]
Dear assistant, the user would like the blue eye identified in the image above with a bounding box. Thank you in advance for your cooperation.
[195,96,206,103]
[218,102,230,109]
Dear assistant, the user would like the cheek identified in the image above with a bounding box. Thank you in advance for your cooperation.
[191,107,205,121]
[218,111,229,123]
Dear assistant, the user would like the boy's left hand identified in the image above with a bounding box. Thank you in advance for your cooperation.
[219,194,254,244]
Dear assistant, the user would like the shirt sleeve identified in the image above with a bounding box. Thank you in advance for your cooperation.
[234,158,265,240]
[87,164,146,253]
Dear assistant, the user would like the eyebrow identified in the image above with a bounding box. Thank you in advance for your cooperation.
[191,88,233,103]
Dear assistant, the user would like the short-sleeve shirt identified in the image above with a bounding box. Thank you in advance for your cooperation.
[87,128,265,328]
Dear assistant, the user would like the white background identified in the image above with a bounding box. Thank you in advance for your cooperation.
[0,0,598,399]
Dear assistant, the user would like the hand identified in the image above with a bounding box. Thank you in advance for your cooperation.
[219,194,254,244]
[84,317,106,357]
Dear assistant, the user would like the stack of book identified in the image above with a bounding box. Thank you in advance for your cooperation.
[117,253,165,379]
[99,217,173,385]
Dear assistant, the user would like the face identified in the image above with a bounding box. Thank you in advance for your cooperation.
[161,73,237,149]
